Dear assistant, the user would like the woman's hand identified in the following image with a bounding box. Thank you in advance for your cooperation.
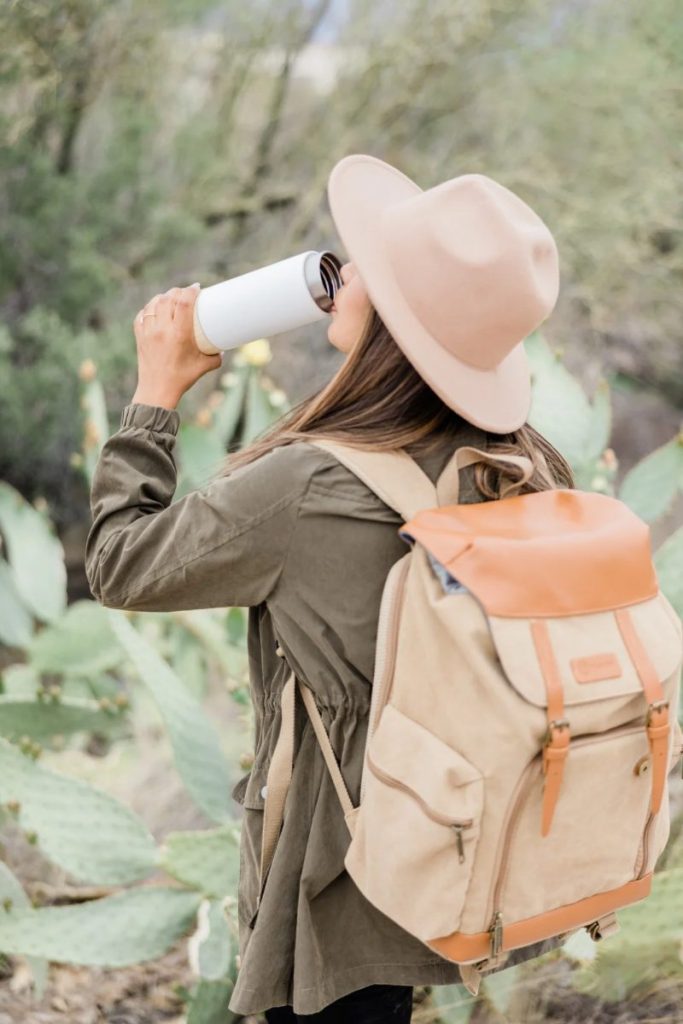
[131,283,222,410]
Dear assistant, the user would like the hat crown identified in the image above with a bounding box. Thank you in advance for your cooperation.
[380,173,559,370]
[326,152,561,432]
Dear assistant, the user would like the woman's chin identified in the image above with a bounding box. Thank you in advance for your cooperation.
[327,318,354,355]
[327,321,341,350]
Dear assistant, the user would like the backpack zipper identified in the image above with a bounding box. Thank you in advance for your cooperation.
[366,749,475,860]
[485,721,652,954]
[636,810,654,880]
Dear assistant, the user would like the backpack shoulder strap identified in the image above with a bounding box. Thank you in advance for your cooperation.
[305,436,536,515]
[306,438,439,520]
[436,446,537,504]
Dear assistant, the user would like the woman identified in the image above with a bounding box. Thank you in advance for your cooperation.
[85,154,574,1022]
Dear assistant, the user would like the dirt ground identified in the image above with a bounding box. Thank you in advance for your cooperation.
[0,945,215,1024]
[1,948,682,1024]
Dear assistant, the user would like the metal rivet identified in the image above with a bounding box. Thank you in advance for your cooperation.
[633,755,650,776]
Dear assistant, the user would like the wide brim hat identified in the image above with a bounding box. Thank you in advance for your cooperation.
[326,153,560,434]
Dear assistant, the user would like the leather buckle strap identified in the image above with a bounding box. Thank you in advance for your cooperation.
[542,717,570,745]
[645,700,670,814]
[646,698,669,726]
[530,620,571,837]
[614,607,670,815]
[542,719,571,774]
[541,719,571,837]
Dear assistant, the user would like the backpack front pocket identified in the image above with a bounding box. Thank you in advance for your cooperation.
[488,722,667,928]
[344,702,484,941]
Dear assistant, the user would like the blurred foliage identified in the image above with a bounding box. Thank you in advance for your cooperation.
[0,0,681,522]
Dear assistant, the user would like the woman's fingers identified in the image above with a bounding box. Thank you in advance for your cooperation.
[153,288,180,331]
[172,285,197,320]
[133,284,202,347]
[172,284,200,338]
[136,292,163,328]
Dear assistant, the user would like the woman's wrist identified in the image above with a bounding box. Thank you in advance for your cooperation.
[131,386,181,410]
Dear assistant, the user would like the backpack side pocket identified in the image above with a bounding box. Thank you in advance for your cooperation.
[345,701,484,941]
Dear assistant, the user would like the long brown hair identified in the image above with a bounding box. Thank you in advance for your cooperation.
[211,306,575,498]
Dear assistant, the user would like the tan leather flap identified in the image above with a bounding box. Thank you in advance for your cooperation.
[400,489,658,616]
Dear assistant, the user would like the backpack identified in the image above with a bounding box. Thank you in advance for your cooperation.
[256,439,683,996]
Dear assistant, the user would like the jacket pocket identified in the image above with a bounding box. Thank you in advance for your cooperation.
[344,702,484,942]
[233,765,268,928]
[231,765,268,809]
[230,770,251,806]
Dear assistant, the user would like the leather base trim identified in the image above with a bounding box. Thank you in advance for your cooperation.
[425,873,652,963]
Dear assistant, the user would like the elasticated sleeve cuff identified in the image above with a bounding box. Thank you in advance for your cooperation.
[119,402,180,435]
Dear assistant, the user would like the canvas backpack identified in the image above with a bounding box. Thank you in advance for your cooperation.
[255,438,683,996]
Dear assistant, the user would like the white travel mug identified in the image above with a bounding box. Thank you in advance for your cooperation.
[192,250,343,355]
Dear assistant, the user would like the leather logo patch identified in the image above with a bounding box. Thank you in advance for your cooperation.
[571,652,622,684]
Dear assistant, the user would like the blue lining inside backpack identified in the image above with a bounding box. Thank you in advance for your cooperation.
[426,550,469,595]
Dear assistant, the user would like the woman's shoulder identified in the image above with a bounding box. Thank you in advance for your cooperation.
[264,438,342,481]
[267,434,481,491]
[266,437,457,508]
[247,438,400,509]
[255,427,490,505]
[266,439,366,499]
[220,439,346,504]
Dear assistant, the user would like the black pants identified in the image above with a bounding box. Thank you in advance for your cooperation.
[264,983,413,1023]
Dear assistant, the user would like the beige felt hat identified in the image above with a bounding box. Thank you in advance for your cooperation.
[326,153,560,434]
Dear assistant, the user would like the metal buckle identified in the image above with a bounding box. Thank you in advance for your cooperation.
[645,699,669,726]
[543,718,570,745]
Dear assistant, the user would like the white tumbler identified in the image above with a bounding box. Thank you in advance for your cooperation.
[192,250,343,355]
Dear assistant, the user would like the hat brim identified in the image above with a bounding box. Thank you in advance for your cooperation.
[327,153,531,434]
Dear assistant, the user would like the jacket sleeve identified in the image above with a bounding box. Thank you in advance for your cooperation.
[84,402,312,612]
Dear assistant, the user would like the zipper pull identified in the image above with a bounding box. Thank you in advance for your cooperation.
[451,823,466,863]
[489,910,504,957]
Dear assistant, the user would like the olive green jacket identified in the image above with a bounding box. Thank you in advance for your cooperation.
[85,401,492,1016]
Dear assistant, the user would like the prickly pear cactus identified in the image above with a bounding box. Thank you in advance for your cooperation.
[108,610,234,824]
[0,696,122,742]
[0,861,48,997]
[0,886,202,966]
[159,824,240,898]
[0,736,157,884]
[0,480,66,625]
[187,897,237,981]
